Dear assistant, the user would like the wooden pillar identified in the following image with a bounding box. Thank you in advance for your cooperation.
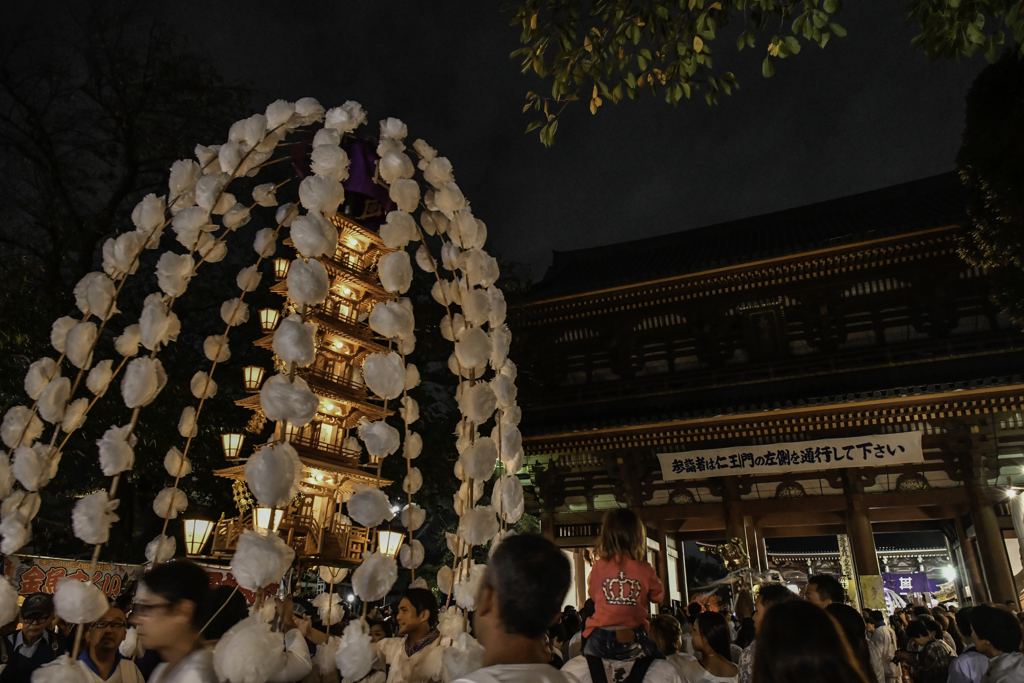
[955,513,987,603]
[541,510,556,543]
[721,478,745,542]
[674,532,690,604]
[844,472,880,576]
[968,485,1017,605]
[657,529,671,608]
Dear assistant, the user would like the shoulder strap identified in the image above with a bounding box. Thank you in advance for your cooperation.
[585,655,607,683]
[624,656,655,683]
[0,635,6,663]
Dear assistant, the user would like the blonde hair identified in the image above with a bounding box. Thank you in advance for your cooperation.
[594,508,646,562]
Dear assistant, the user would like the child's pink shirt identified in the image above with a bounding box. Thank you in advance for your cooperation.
[584,556,665,637]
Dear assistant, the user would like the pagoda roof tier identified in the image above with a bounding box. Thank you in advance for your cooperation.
[279,240,393,300]
[307,307,389,354]
[234,390,389,425]
[214,461,390,493]
[331,214,389,251]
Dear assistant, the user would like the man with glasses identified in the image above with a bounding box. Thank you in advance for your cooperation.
[0,593,67,682]
[77,606,144,682]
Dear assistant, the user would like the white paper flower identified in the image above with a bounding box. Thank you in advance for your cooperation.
[114,324,142,358]
[462,249,500,289]
[102,232,145,280]
[171,207,212,249]
[368,299,415,340]
[399,540,424,570]
[259,375,319,426]
[37,377,70,424]
[389,178,420,213]
[155,253,194,298]
[221,298,249,327]
[458,383,497,425]
[403,467,423,495]
[399,396,419,424]
[145,534,176,564]
[54,578,108,624]
[294,97,325,125]
[265,99,296,129]
[12,444,59,491]
[403,432,423,460]
[335,620,376,681]
[1,407,42,449]
[50,316,77,354]
[121,357,167,409]
[346,485,395,528]
[222,203,251,230]
[458,507,499,547]
[457,437,497,482]
[299,176,344,217]
[169,159,201,210]
[195,145,222,174]
[0,511,30,555]
[352,549,398,602]
[61,398,88,434]
[272,314,318,367]
[152,487,188,520]
[190,371,218,399]
[311,144,350,181]
[291,211,339,259]
[195,173,228,211]
[213,616,288,683]
[461,289,490,327]
[380,211,418,249]
[444,632,485,681]
[324,101,367,134]
[492,475,524,524]
[379,152,414,186]
[319,566,348,585]
[74,272,119,321]
[236,265,262,293]
[434,181,466,218]
[312,591,344,625]
[65,321,98,370]
[487,286,507,327]
[203,335,230,363]
[139,294,181,351]
[244,442,302,508]
[276,202,299,228]
[164,447,192,477]
[423,157,454,189]
[286,258,330,306]
[454,327,491,369]
[378,250,413,294]
[362,352,405,400]
[356,418,400,459]
[72,492,119,545]
[178,406,198,438]
[232,529,295,591]
[119,627,144,659]
[253,228,277,258]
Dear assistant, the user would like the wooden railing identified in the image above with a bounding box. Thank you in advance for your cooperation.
[209,514,371,565]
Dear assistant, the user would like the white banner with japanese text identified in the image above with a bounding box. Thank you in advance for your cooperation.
[657,431,923,481]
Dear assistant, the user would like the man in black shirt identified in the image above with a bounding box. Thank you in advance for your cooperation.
[0,594,67,682]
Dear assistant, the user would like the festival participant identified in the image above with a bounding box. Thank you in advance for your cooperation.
[131,559,216,683]
[673,612,738,683]
[566,600,595,661]
[804,574,845,608]
[935,613,964,656]
[969,605,1023,683]
[0,593,67,682]
[751,600,871,683]
[375,588,444,683]
[581,509,664,661]
[681,604,702,657]
[896,619,956,683]
[370,621,394,644]
[547,624,568,669]
[737,584,796,683]
[649,614,693,678]
[76,606,145,682]
[866,610,898,683]
[201,586,249,647]
[947,607,989,683]
[450,534,573,682]
[826,604,875,683]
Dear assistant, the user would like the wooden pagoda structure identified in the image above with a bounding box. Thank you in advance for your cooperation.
[516,173,1024,606]
[211,212,393,567]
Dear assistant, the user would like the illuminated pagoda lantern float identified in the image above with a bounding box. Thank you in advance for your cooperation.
[211,156,397,568]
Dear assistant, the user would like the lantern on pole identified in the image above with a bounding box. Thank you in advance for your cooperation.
[259,309,280,332]
[242,366,265,392]
[183,518,215,556]
[255,507,284,536]
[377,530,404,558]
[221,433,245,460]
[273,258,290,279]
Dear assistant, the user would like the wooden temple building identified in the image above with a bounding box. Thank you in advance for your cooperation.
[209,212,393,568]
[516,173,1024,607]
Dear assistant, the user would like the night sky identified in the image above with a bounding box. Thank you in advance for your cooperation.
[160,2,983,279]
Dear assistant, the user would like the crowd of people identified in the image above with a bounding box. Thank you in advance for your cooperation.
[0,508,1019,682]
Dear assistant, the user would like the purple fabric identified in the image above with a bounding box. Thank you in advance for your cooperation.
[883,572,932,593]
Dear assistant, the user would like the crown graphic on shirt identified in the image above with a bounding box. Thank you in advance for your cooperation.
[602,571,641,606]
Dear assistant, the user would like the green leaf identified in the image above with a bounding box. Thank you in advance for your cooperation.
[638,54,648,70]
[525,120,543,133]
[762,57,775,78]
[830,22,847,37]
[784,36,801,54]
[656,5,669,20]
[824,0,838,13]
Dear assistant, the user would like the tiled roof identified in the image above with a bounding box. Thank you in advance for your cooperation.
[532,173,965,299]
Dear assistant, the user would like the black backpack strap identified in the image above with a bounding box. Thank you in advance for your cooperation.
[624,656,655,683]
[585,655,607,683]
[1,635,6,663]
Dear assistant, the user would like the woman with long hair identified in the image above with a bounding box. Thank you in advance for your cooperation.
[752,601,872,683]
[675,612,739,683]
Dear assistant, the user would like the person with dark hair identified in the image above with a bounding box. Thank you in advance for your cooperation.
[674,611,738,682]
[454,534,574,682]
[201,585,249,645]
[733,619,754,651]
[896,619,955,683]
[566,599,596,661]
[970,605,1023,682]
[738,584,796,683]
[376,587,443,683]
[0,593,67,683]
[561,610,582,662]
[369,620,394,644]
[75,605,145,682]
[913,606,932,618]
[649,614,691,677]
[826,604,875,683]
[548,623,568,668]
[948,607,989,683]
[865,610,898,683]
[131,559,215,683]
[804,574,845,608]
[928,613,959,654]
[583,509,665,662]
[751,600,871,683]
[686,603,703,626]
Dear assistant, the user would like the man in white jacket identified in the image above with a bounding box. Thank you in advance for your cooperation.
[77,607,145,683]
[453,534,579,683]
[866,610,898,683]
